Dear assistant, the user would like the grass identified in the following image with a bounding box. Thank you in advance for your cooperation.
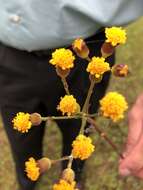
[1,17,143,190]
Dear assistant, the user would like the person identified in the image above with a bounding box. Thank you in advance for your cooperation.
[0,1,143,190]
[119,93,143,178]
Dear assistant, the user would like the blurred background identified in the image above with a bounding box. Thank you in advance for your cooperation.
[0,17,143,190]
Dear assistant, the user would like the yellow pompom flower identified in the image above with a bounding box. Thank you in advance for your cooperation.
[105,27,127,46]
[72,135,95,160]
[86,57,110,78]
[25,157,40,181]
[53,179,77,190]
[100,92,128,122]
[49,48,75,70]
[57,95,80,116]
[12,112,32,133]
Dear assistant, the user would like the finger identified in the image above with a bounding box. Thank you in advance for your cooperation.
[119,135,143,176]
[134,169,143,179]
[124,104,143,156]
[125,117,142,156]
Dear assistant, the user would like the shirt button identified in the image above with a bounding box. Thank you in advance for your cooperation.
[9,14,21,23]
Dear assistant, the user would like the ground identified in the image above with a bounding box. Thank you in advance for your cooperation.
[0,17,143,190]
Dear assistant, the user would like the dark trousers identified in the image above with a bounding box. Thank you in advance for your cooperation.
[0,31,115,190]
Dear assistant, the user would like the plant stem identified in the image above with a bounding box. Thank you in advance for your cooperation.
[87,117,124,159]
[41,113,99,122]
[67,155,73,168]
[61,77,70,95]
[86,56,91,62]
[82,79,96,113]
[51,156,71,164]
[42,115,80,121]
[80,77,96,134]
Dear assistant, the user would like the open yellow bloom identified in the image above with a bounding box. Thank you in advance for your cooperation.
[72,135,95,160]
[57,95,79,116]
[100,92,128,122]
[25,157,40,181]
[53,179,78,190]
[49,48,75,70]
[86,57,110,78]
[105,27,127,46]
[12,112,32,133]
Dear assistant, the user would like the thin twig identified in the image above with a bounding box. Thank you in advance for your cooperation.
[67,155,73,168]
[87,117,124,159]
[42,115,80,121]
[51,156,71,164]
[41,113,99,121]
[86,56,91,62]
[82,78,96,113]
[61,77,70,95]
[80,77,96,134]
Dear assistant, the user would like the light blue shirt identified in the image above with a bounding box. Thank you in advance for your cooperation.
[0,0,143,51]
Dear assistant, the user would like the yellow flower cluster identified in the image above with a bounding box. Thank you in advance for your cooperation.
[86,57,110,78]
[12,112,32,133]
[53,179,78,190]
[50,48,75,70]
[57,95,79,116]
[100,92,128,122]
[72,134,95,160]
[105,27,127,46]
[25,157,40,181]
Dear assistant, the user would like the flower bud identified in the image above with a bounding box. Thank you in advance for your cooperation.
[37,157,52,173]
[101,42,115,58]
[72,38,89,59]
[30,113,42,126]
[56,67,70,78]
[112,64,129,77]
[89,74,103,83]
[62,168,75,183]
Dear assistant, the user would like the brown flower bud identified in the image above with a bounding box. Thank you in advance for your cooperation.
[101,42,115,58]
[62,168,75,183]
[37,157,52,173]
[89,74,103,83]
[72,38,89,59]
[56,67,70,78]
[30,113,42,126]
[112,64,129,77]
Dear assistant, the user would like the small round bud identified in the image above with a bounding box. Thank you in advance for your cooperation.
[37,157,52,173]
[62,168,75,183]
[72,38,89,59]
[30,113,42,126]
[101,42,115,58]
[56,67,70,78]
[112,64,129,77]
[89,74,103,83]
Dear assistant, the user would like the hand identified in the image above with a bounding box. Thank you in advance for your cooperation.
[119,93,143,178]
